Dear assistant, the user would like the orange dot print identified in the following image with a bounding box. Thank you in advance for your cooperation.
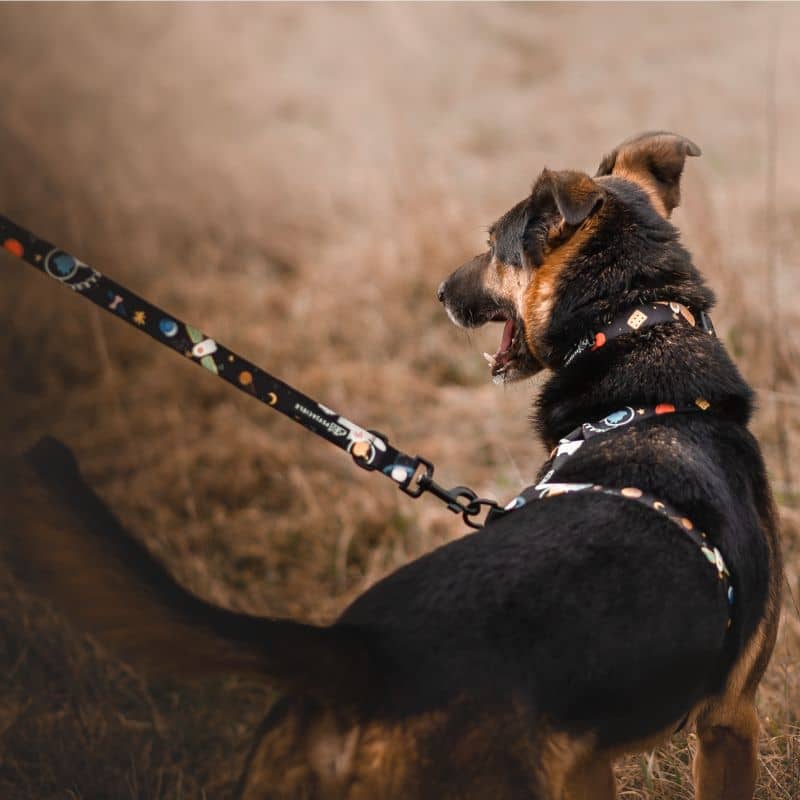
[239,371,253,386]
[591,332,606,351]
[655,403,675,415]
[3,238,23,257]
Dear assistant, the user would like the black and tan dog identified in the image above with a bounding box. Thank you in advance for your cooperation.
[1,132,781,799]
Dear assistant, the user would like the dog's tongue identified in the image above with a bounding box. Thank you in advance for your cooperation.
[484,318,516,373]
[498,318,514,355]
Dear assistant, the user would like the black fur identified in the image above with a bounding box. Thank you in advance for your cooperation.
[337,161,775,751]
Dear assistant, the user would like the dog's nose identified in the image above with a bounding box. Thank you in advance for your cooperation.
[436,280,447,303]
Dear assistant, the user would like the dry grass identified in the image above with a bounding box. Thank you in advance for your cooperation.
[0,3,798,798]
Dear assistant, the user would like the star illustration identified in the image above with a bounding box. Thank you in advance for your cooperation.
[132,310,146,326]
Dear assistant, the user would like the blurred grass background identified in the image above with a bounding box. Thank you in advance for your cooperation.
[0,3,798,798]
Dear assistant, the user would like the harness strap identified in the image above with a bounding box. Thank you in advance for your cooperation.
[539,400,711,485]
[515,483,733,620]
[0,215,500,527]
[563,300,716,367]
[489,402,734,624]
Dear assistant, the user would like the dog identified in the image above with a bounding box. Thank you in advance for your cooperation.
[0,132,782,799]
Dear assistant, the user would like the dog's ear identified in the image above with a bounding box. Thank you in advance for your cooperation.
[542,169,605,227]
[595,131,701,217]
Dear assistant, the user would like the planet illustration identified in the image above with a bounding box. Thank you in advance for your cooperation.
[159,318,179,337]
[44,250,78,280]
[53,254,75,276]
[602,407,634,427]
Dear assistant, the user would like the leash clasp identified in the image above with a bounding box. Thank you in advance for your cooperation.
[401,456,501,529]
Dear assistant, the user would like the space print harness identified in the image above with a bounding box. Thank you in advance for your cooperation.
[488,401,734,624]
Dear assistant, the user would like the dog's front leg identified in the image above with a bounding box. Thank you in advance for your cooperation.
[693,696,759,800]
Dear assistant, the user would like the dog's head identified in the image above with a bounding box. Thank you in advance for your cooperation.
[438,132,708,382]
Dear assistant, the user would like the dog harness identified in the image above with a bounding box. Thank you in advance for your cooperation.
[491,402,734,625]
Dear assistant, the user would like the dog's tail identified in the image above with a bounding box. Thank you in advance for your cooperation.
[0,437,374,702]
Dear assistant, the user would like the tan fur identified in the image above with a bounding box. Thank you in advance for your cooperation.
[564,755,617,800]
[536,729,598,799]
[598,719,686,764]
[693,699,760,800]
[240,707,366,800]
[241,699,566,799]
[523,220,596,360]
[595,132,701,218]
[686,498,783,799]
[484,253,532,310]
[310,723,361,790]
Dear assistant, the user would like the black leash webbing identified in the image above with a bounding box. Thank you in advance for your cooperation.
[0,215,500,528]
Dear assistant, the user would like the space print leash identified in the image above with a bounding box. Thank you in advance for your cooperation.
[1,214,503,528]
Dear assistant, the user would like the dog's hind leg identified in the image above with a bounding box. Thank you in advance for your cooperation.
[563,756,616,800]
[693,694,759,800]
[534,730,602,800]
[692,589,780,800]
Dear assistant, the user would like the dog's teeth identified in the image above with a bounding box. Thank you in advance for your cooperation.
[483,352,496,365]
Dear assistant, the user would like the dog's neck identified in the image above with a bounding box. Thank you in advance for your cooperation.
[534,317,754,449]
[531,197,754,448]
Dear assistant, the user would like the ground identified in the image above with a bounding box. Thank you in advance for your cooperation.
[0,3,798,798]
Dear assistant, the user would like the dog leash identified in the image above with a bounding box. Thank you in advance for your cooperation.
[0,215,504,528]
[1,214,720,534]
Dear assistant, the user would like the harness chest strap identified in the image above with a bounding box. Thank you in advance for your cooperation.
[492,402,734,625]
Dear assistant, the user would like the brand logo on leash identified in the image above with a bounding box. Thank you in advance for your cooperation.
[293,404,348,437]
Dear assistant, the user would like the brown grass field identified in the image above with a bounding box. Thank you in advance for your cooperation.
[0,3,798,798]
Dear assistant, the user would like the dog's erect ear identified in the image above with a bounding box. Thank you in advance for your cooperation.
[595,131,701,217]
[542,169,605,227]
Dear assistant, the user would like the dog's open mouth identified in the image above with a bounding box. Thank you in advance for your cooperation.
[483,314,522,381]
